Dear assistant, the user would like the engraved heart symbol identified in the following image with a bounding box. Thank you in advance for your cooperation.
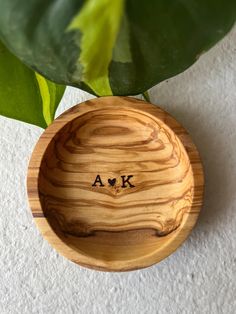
[108,178,116,186]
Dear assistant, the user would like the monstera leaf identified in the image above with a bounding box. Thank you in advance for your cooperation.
[0,40,65,128]
[0,0,235,96]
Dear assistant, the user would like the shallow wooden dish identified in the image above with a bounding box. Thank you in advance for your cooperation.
[27,96,204,271]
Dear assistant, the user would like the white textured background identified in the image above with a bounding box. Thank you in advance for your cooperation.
[0,25,236,314]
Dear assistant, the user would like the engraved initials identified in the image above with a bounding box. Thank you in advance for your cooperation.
[92,175,135,188]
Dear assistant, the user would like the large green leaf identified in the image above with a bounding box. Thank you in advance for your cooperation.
[0,40,65,128]
[0,0,235,96]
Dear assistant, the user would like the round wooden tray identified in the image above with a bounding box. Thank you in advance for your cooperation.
[27,96,204,271]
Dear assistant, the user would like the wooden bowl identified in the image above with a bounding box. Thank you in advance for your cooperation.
[27,96,204,271]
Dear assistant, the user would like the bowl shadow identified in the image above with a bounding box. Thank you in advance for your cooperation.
[157,104,233,232]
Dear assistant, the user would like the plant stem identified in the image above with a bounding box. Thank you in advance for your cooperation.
[142,91,151,103]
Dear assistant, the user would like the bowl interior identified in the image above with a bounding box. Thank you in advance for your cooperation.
[37,105,194,266]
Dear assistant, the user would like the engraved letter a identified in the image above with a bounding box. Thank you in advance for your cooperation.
[92,175,105,187]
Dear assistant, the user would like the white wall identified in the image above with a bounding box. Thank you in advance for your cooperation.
[0,25,236,314]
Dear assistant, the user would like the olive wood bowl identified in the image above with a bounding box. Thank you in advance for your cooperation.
[27,96,204,271]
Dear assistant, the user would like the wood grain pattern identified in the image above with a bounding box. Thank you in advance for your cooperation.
[27,96,204,271]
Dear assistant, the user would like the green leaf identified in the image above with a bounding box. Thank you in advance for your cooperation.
[0,40,65,128]
[0,0,235,96]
